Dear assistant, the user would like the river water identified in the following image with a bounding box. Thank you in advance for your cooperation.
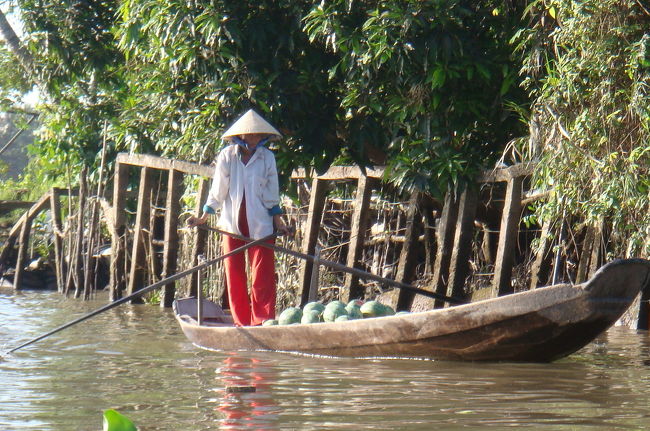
[1,289,650,431]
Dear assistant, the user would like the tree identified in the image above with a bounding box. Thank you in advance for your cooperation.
[0,7,36,81]
[114,0,341,175]
[8,0,529,193]
[304,0,529,196]
[518,0,650,256]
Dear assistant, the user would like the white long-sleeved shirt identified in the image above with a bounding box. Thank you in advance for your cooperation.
[204,144,281,239]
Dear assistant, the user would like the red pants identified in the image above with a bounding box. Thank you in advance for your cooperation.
[223,198,276,326]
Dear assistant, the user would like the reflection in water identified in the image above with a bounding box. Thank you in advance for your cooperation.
[213,354,280,430]
[2,291,650,430]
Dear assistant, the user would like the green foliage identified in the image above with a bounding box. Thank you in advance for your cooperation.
[518,0,650,256]
[6,0,528,198]
[15,0,126,173]
[0,43,31,109]
[304,0,528,196]
[113,0,341,174]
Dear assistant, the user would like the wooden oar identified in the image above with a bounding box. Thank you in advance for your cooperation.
[197,225,466,305]
[3,232,278,356]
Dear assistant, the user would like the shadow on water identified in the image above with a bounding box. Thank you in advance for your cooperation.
[2,291,650,430]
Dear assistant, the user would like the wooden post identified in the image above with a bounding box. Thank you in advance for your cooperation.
[575,224,597,284]
[189,178,210,297]
[13,218,31,290]
[638,286,650,331]
[447,186,478,302]
[529,219,553,289]
[308,245,322,302]
[432,191,460,308]
[50,188,64,293]
[395,191,423,311]
[341,175,375,303]
[160,169,185,307]
[110,162,130,301]
[83,193,99,299]
[422,202,437,277]
[298,178,329,306]
[84,133,109,299]
[492,176,523,296]
[588,220,604,279]
[72,169,87,298]
[127,167,155,301]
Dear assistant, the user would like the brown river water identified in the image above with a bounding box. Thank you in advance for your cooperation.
[1,289,650,431]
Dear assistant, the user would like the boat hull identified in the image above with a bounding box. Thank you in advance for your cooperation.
[174,259,650,362]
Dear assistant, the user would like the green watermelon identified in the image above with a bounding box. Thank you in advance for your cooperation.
[301,309,322,324]
[303,301,325,315]
[360,300,384,318]
[382,304,396,316]
[335,315,350,322]
[262,319,278,326]
[323,301,347,322]
[345,303,363,320]
[278,307,302,325]
[326,300,346,310]
[347,299,364,307]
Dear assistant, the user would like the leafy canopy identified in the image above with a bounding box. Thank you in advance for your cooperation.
[518,0,650,256]
[304,0,528,196]
[7,0,527,198]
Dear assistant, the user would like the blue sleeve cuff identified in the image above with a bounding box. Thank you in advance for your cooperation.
[203,204,216,215]
[268,205,283,216]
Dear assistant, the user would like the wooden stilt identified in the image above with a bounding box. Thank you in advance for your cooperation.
[83,193,99,299]
[588,220,604,278]
[13,218,31,290]
[127,167,155,302]
[575,224,596,283]
[492,176,523,296]
[432,191,460,308]
[395,191,423,311]
[160,169,185,307]
[447,186,479,302]
[298,178,329,306]
[308,245,322,303]
[638,277,650,330]
[73,170,87,298]
[189,178,210,297]
[422,202,437,277]
[50,188,64,293]
[85,133,109,299]
[110,162,130,301]
[341,175,375,303]
[529,219,553,289]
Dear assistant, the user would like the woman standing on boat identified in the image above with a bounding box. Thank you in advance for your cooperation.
[188,109,290,326]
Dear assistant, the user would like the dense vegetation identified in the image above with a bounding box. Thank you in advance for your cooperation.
[517,0,650,256]
[0,0,527,191]
[0,0,648,256]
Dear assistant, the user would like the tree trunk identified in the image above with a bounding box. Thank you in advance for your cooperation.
[0,9,37,77]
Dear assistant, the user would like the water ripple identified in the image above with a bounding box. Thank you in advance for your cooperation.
[2,292,650,430]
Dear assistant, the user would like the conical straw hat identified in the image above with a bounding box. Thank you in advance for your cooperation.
[222,109,282,140]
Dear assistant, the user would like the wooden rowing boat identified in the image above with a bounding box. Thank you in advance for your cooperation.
[173,259,650,362]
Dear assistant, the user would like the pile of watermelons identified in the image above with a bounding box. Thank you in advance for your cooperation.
[263,300,409,326]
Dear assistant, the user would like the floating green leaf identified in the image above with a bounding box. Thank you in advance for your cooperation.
[103,409,137,431]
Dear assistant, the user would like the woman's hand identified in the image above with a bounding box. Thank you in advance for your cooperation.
[273,214,293,236]
[187,213,208,227]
